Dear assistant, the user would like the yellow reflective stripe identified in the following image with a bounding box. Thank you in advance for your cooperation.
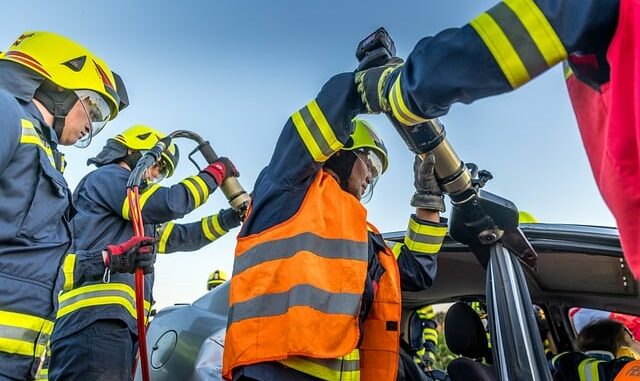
[158,222,175,254]
[192,175,210,203]
[121,183,161,220]
[388,241,404,259]
[504,0,567,66]
[35,367,48,380]
[280,349,360,381]
[423,328,438,342]
[563,61,574,80]
[57,283,151,322]
[417,305,435,319]
[0,311,53,357]
[471,12,530,88]
[307,100,343,154]
[389,73,429,126]
[577,358,602,381]
[404,218,447,254]
[62,253,76,291]
[202,216,217,241]
[181,178,202,207]
[211,215,226,236]
[20,119,55,166]
[292,100,344,162]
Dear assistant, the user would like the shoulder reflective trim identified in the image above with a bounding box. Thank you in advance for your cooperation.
[280,350,361,381]
[386,241,404,259]
[0,311,53,357]
[577,358,602,381]
[157,222,175,253]
[57,283,151,321]
[234,232,368,275]
[62,253,76,291]
[229,284,362,323]
[20,118,56,167]
[292,99,344,162]
[181,177,204,208]
[121,183,161,220]
[389,73,429,126]
[404,218,447,255]
[470,0,567,88]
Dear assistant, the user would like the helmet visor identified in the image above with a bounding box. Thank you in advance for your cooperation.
[73,90,111,148]
[147,159,171,184]
[358,149,384,203]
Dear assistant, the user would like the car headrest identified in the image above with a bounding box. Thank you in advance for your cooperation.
[445,302,489,359]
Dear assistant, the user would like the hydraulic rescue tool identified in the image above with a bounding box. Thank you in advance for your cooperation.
[127,131,250,381]
[356,28,552,381]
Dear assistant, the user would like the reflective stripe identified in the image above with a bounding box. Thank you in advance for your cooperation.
[0,311,53,357]
[181,177,204,207]
[388,241,404,259]
[423,328,438,343]
[157,222,175,253]
[417,305,435,319]
[19,118,56,167]
[292,100,343,162]
[202,215,226,241]
[404,218,447,255]
[121,183,160,220]
[192,175,210,201]
[62,253,76,291]
[389,73,429,126]
[234,232,368,275]
[229,284,362,323]
[57,283,151,322]
[470,0,567,88]
[35,368,48,380]
[280,349,361,381]
[578,358,602,381]
[563,61,574,80]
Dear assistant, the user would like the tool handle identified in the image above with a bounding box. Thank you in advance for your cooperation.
[197,141,219,164]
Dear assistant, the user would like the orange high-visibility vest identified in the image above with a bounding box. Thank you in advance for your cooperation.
[615,360,640,380]
[222,170,400,380]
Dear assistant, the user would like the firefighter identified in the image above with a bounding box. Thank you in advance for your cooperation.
[0,31,145,381]
[208,269,228,290]
[48,125,242,381]
[223,71,448,381]
[354,0,640,283]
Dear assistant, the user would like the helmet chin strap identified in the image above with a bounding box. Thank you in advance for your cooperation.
[33,81,78,140]
[324,150,358,190]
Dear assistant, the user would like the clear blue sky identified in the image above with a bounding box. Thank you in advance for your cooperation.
[2,1,615,309]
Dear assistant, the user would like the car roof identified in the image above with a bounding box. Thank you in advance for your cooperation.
[384,223,640,315]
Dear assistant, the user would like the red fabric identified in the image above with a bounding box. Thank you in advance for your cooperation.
[567,0,640,278]
[611,312,640,341]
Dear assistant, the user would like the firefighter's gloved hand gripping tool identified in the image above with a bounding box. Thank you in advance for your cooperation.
[126,131,250,381]
[356,28,536,268]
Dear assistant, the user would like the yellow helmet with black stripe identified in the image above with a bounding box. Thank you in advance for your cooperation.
[0,31,126,120]
[115,125,179,178]
[207,269,228,290]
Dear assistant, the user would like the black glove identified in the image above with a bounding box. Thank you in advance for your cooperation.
[202,157,239,186]
[105,236,157,274]
[217,207,242,231]
[354,58,404,114]
[411,154,445,212]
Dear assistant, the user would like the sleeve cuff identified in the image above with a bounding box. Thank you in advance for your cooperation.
[404,214,448,255]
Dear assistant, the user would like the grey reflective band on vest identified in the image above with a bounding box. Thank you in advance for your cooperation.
[0,324,42,346]
[229,284,362,323]
[486,2,549,78]
[405,229,444,245]
[309,357,360,372]
[234,232,368,275]
[298,105,334,160]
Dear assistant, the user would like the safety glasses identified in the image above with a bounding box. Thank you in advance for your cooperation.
[147,159,171,184]
[356,149,384,203]
[73,89,111,148]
